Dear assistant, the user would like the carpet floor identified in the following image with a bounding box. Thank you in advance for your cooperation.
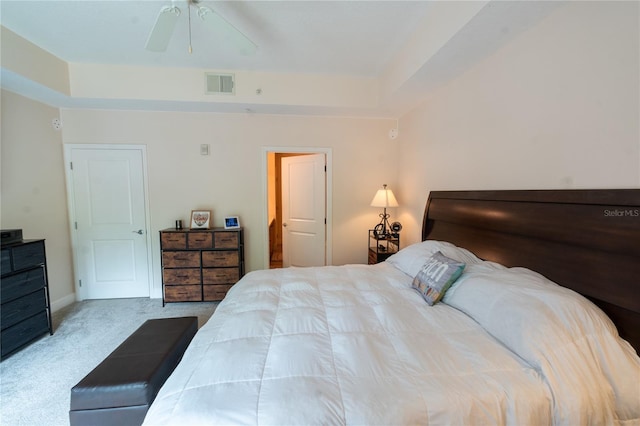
[0,298,218,426]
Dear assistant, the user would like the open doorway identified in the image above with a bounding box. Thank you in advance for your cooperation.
[268,153,302,268]
[263,147,332,269]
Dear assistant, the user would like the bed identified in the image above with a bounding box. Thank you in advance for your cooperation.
[144,189,640,425]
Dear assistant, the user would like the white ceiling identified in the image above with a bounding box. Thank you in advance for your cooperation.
[0,1,563,116]
[1,0,431,75]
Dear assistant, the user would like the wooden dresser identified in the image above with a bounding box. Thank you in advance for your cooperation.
[160,228,244,305]
[1,239,53,359]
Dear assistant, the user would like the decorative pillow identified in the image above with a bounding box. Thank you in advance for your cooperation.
[411,251,466,305]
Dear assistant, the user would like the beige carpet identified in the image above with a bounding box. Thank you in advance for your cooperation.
[0,298,217,426]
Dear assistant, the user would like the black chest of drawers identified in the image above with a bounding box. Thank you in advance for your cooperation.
[1,239,53,359]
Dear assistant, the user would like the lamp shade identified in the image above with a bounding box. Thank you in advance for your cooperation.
[370,185,399,208]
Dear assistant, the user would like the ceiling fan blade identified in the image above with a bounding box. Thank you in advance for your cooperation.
[198,7,257,56]
[145,6,181,52]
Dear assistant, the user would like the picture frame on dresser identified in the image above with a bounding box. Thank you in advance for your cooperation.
[190,210,211,230]
[224,216,240,229]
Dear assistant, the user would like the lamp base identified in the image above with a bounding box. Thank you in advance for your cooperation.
[373,209,393,238]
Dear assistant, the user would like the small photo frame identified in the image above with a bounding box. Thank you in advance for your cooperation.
[190,210,211,229]
[224,216,240,229]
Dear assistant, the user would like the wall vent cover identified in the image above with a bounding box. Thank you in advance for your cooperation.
[205,73,235,94]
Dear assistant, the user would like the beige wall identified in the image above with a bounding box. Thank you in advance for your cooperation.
[3,1,637,304]
[396,1,640,245]
[1,90,75,309]
[59,108,398,297]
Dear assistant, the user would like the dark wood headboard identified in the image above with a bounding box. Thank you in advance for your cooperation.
[422,189,640,354]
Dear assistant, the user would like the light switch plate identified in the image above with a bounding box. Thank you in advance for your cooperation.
[200,144,210,155]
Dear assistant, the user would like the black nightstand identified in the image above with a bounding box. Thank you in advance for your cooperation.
[368,230,399,264]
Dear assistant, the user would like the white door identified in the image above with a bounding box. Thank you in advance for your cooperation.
[281,154,326,267]
[67,146,151,299]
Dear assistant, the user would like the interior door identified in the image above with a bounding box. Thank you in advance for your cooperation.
[281,154,326,267]
[67,147,151,299]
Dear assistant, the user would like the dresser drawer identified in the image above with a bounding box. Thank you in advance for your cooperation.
[214,232,239,248]
[1,310,49,358]
[188,232,213,249]
[1,266,46,304]
[203,284,233,301]
[203,268,239,285]
[161,232,186,249]
[1,249,11,273]
[164,285,201,302]
[162,251,200,268]
[12,241,45,270]
[163,268,201,285]
[1,289,47,330]
[202,251,238,267]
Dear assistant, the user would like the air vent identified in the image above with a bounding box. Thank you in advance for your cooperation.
[205,73,235,94]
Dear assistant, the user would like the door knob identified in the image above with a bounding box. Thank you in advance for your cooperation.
[133,229,144,235]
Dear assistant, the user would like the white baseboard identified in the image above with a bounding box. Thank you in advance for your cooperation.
[51,293,77,313]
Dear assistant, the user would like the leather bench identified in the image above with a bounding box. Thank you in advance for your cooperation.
[69,316,198,426]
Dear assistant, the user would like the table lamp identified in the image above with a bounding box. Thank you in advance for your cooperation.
[370,184,398,237]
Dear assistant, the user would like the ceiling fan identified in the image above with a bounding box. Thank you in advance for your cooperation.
[145,0,257,55]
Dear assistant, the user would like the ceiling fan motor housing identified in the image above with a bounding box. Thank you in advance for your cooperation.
[146,0,257,55]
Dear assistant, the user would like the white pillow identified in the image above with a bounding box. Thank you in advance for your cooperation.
[444,264,640,424]
[385,240,481,277]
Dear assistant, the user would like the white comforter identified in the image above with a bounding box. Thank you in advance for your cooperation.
[145,263,551,425]
[144,240,640,425]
